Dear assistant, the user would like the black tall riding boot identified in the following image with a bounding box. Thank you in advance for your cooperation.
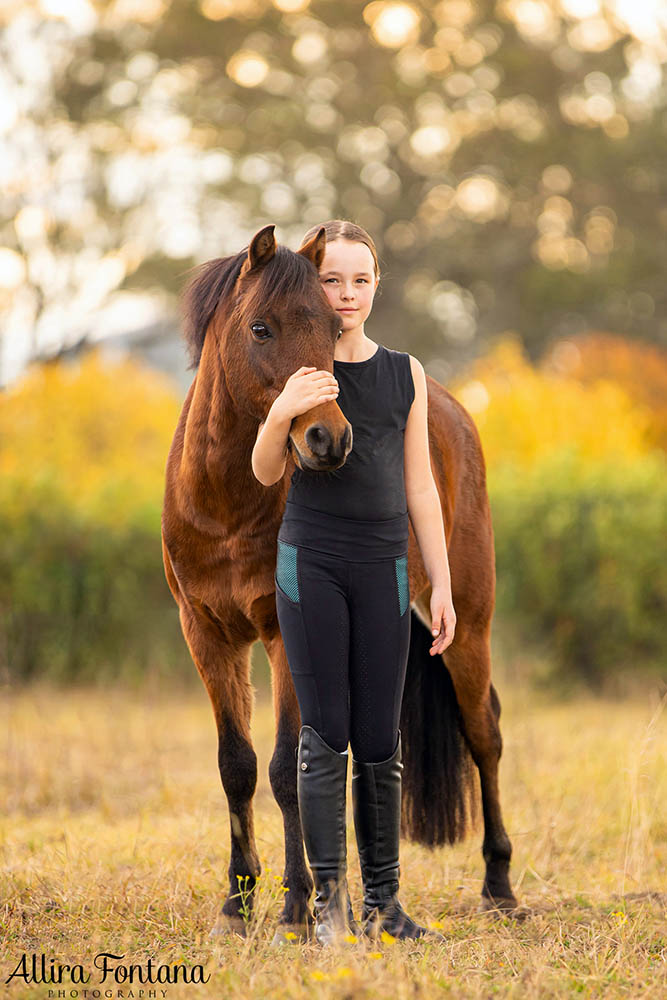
[352,731,445,942]
[297,725,360,945]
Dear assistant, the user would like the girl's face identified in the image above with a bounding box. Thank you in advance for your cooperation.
[318,239,379,335]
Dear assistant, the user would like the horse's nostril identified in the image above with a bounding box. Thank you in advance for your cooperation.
[304,423,332,457]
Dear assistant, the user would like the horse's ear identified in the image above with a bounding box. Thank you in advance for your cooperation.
[298,226,327,271]
[240,224,277,277]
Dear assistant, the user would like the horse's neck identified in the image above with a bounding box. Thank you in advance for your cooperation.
[181,338,260,524]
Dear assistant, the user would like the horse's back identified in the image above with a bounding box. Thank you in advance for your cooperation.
[425,375,491,530]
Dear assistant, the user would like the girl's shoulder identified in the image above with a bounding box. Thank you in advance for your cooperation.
[381,346,416,412]
[382,345,421,376]
[383,345,421,368]
[382,345,415,369]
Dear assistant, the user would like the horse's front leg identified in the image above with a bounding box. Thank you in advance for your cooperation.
[179,603,262,936]
[263,630,314,943]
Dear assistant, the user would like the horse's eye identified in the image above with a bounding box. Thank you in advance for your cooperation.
[250,322,271,339]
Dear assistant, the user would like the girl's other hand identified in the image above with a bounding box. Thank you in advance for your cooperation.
[273,366,339,421]
[429,586,456,655]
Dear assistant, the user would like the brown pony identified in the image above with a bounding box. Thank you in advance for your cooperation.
[161,224,516,941]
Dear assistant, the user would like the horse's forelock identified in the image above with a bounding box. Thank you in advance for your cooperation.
[241,245,322,322]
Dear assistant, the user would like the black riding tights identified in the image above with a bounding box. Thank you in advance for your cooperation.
[274,539,411,763]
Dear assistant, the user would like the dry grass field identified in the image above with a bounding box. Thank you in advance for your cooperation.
[1,677,665,999]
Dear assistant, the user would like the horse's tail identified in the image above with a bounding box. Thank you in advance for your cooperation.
[400,609,480,846]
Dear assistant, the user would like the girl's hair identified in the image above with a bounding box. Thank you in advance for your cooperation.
[298,219,381,281]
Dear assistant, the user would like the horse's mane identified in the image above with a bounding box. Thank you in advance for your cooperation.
[180,244,319,369]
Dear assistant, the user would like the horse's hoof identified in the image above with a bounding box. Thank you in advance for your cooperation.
[270,922,311,945]
[208,914,248,938]
[479,895,522,917]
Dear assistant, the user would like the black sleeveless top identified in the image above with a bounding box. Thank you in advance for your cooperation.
[278,344,415,560]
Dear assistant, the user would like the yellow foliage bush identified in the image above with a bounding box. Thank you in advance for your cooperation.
[450,334,654,474]
[542,331,667,453]
[0,350,182,528]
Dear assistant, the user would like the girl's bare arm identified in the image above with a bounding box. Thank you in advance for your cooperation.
[252,408,293,486]
[251,366,339,486]
[404,355,456,652]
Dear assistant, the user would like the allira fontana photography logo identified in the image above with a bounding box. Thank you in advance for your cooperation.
[5,952,211,992]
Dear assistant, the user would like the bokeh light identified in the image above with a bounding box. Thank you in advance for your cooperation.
[226,50,270,87]
[363,2,421,49]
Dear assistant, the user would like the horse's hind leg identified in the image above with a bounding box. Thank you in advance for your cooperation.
[263,633,314,943]
[179,603,261,936]
[444,627,517,910]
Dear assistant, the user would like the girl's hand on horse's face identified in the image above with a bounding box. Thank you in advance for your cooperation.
[273,366,339,420]
[429,587,456,655]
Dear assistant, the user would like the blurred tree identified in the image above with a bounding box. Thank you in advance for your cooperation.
[450,332,667,689]
[0,351,185,681]
[2,0,667,384]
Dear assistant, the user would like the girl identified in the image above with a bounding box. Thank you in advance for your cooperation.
[252,220,456,945]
